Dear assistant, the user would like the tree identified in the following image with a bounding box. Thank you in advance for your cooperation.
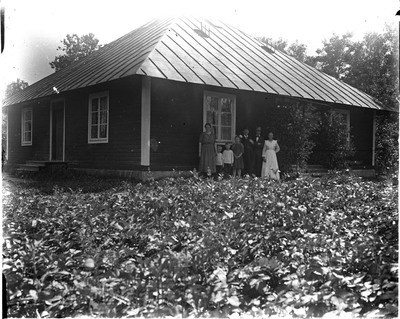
[50,33,101,72]
[310,26,399,171]
[287,40,308,63]
[347,25,398,110]
[259,37,288,52]
[259,37,310,63]
[4,78,29,99]
[311,33,355,80]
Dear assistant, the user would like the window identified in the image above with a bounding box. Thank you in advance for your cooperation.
[21,108,32,146]
[332,109,350,143]
[88,92,109,143]
[203,91,236,142]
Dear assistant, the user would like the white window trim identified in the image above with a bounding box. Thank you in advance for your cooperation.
[88,91,109,144]
[203,91,236,143]
[21,108,33,146]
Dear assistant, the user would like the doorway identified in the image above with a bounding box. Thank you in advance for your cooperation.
[50,100,65,161]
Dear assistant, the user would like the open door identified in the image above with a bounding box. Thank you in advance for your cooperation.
[50,100,65,161]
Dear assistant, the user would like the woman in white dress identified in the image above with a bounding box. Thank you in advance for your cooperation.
[261,132,280,180]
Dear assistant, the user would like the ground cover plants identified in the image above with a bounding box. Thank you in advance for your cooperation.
[2,173,398,318]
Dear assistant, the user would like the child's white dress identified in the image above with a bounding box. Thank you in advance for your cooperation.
[261,140,280,180]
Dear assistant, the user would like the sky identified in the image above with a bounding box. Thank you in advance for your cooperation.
[0,0,398,97]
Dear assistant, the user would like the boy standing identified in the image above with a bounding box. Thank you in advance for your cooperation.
[216,145,224,175]
[222,142,234,178]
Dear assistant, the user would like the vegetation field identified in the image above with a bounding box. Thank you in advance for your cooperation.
[2,173,398,318]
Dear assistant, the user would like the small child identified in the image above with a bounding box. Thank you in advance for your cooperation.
[222,142,234,178]
[216,145,224,175]
[232,136,244,177]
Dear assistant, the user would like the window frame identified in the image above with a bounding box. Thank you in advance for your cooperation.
[203,91,236,143]
[88,91,109,144]
[21,108,33,146]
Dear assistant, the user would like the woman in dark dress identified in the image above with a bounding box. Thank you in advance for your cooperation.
[199,123,217,176]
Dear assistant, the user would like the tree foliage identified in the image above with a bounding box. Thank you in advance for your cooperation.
[259,37,309,63]
[375,113,399,173]
[3,175,398,318]
[267,100,320,171]
[311,111,356,169]
[311,26,398,111]
[4,78,29,99]
[263,25,398,170]
[49,33,101,72]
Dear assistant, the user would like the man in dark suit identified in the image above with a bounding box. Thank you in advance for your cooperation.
[252,126,265,177]
[241,128,253,176]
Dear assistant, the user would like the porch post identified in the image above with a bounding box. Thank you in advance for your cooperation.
[372,110,376,166]
[141,76,151,167]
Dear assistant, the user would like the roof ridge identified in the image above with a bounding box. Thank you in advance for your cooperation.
[133,16,179,76]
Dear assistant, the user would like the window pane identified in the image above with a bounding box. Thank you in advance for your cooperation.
[221,98,232,113]
[91,112,98,125]
[91,125,98,139]
[99,125,107,138]
[24,111,32,121]
[221,126,232,140]
[100,97,108,111]
[24,132,31,142]
[221,113,232,126]
[100,111,107,124]
[206,95,219,127]
[25,121,32,132]
[207,111,218,127]
[206,96,218,110]
[91,98,99,112]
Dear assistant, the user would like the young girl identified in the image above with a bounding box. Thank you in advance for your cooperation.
[222,142,234,178]
[232,136,244,177]
[216,145,224,175]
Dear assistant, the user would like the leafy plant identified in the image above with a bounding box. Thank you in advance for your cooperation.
[375,113,399,174]
[3,175,398,318]
[268,100,320,172]
[311,110,356,169]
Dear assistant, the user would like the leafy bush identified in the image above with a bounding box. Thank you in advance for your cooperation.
[375,113,399,174]
[311,111,356,169]
[3,175,398,318]
[268,101,320,172]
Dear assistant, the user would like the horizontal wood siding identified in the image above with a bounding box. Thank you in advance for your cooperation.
[150,78,275,170]
[150,78,373,170]
[150,79,203,170]
[7,101,50,164]
[65,77,142,170]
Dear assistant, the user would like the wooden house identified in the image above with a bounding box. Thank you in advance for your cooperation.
[3,17,396,178]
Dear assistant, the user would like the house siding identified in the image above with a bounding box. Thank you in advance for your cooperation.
[6,75,375,173]
[150,79,203,170]
[65,77,142,170]
[149,78,276,170]
[149,78,374,171]
[7,101,50,164]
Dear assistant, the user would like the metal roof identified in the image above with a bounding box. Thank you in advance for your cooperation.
[3,16,394,111]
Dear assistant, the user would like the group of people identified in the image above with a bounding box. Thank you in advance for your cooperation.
[199,123,280,180]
